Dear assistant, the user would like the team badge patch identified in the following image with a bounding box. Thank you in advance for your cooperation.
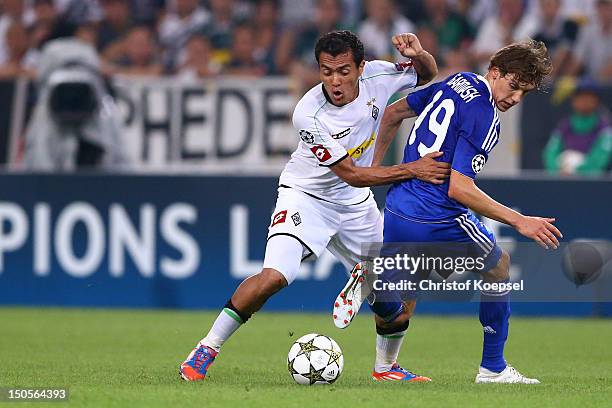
[271,210,287,227]
[472,154,486,173]
[299,129,315,144]
[291,212,301,226]
[310,145,332,162]
[367,98,379,120]
[371,104,379,120]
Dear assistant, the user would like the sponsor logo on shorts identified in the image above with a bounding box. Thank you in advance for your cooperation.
[310,145,332,162]
[271,210,287,227]
[348,132,376,159]
[299,129,315,144]
[291,212,301,226]
[331,128,351,139]
[472,154,486,173]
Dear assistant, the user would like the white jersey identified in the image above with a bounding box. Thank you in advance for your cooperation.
[279,60,418,205]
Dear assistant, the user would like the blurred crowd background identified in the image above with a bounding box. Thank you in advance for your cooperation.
[1,0,610,82]
[0,0,610,175]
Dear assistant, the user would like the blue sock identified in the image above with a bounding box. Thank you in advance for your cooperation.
[479,281,511,373]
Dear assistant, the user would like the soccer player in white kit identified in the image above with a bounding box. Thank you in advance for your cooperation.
[179,31,449,382]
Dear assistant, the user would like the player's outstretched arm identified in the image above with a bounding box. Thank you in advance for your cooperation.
[372,98,417,166]
[331,152,449,188]
[392,33,438,85]
[448,170,563,249]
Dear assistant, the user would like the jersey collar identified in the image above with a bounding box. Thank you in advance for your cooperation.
[477,74,496,109]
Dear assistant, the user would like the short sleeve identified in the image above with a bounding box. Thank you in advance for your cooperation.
[362,60,418,94]
[406,83,438,115]
[292,106,348,167]
[451,101,498,179]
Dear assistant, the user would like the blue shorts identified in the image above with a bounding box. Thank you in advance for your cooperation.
[383,208,501,264]
[369,208,502,317]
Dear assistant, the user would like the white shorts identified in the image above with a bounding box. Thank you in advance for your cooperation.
[263,186,383,284]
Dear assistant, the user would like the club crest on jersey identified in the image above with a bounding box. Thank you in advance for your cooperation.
[271,210,287,227]
[472,154,486,173]
[331,128,351,139]
[367,98,379,120]
[291,212,301,226]
[310,145,332,162]
[299,129,315,144]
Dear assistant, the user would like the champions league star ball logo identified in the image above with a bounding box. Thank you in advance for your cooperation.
[299,130,315,144]
[471,154,486,173]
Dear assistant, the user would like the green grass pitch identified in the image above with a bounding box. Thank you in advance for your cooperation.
[1,308,610,407]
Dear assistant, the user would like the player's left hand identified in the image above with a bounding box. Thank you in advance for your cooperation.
[515,216,563,250]
[408,152,451,184]
[392,33,424,58]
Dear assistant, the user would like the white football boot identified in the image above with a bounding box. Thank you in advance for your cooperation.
[475,365,540,384]
[333,262,374,329]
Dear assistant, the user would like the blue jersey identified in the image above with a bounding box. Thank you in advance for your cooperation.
[386,72,500,221]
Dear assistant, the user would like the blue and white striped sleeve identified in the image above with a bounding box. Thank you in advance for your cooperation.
[451,100,500,179]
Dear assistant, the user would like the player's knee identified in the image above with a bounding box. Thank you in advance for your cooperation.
[485,250,510,282]
[403,300,416,319]
[258,268,288,296]
[393,300,415,324]
[374,300,415,330]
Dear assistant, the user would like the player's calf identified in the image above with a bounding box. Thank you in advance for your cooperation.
[371,308,430,382]
[232,268,288,316]
[482,250,510,283]
[374,300,415,331]
[479,249,512,374]
[179,268,287,381]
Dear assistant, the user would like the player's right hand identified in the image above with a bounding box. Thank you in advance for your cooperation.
[407,152,451,184]
[392,33,424,58]
[515,216,563,249]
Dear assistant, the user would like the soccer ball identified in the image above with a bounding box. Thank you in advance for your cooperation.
[562,241,605,286]
[287,333,344,385]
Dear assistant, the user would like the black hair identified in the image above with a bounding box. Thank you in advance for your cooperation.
[315,30,364,67]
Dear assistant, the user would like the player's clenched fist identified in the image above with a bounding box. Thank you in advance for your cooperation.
[392,33,424,58]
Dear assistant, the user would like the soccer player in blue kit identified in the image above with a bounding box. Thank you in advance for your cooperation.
[336,40,563,383]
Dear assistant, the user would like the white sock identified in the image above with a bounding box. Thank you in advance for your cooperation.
[374,330,407,372]
[199,308,243,352]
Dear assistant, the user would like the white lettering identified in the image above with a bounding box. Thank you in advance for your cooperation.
[33,203,51,276]
[110,204,155,278]
[446,74,480,103]
[55,202,105,278]
[230,205,263,278]
[0,202,28,273]
[160,203,199,279]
